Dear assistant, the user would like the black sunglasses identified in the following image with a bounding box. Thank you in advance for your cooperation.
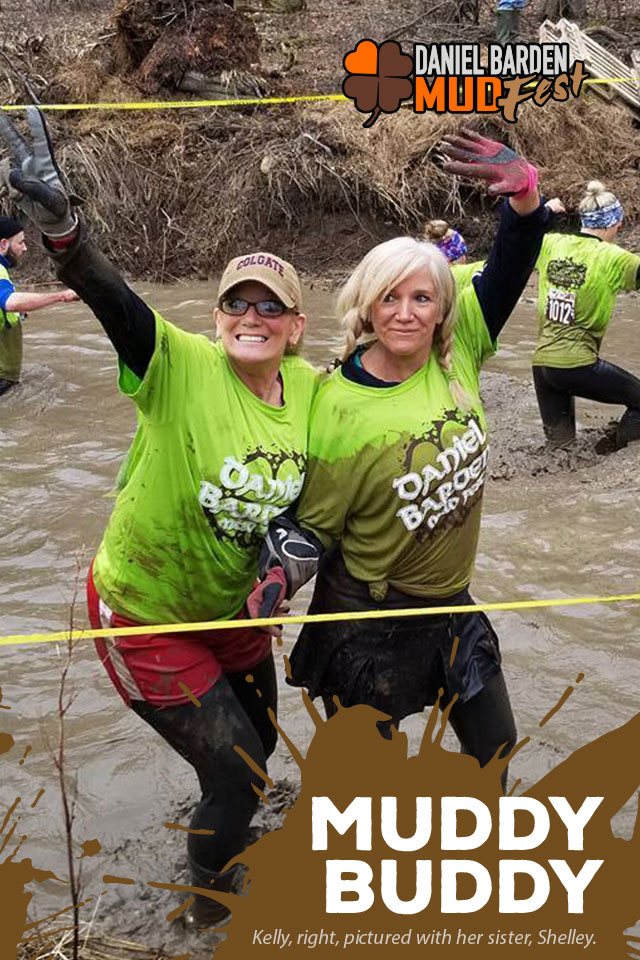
[219,296,291,319]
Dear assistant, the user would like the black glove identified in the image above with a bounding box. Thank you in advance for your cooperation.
[0,106,79,238]
[246,515,323,620]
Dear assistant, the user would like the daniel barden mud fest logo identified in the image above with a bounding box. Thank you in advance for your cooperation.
[342,40,587,126]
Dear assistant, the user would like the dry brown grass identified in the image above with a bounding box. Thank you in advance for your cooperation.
[24,90,632,281]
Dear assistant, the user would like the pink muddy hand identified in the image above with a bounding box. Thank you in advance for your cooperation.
[440,128,536,198]
[246,566,288,623]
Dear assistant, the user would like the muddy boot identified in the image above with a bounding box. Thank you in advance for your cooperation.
[182,861,240,932]
[614,410,640,450]
[510,8,522,39]
[495,8,520,44]
[495,9,511,44]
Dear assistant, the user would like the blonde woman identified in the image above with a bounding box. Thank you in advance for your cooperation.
[533,180,640,448]
[249,131,549,790]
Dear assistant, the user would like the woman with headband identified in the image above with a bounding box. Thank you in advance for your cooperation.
[423,219,469,265]
[532,180,640,448]
[248,131,550,792]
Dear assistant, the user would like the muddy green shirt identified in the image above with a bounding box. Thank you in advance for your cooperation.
[532,233,640,368]
[451,260,485,289]
[0,262,22,382]
[296,283,494,598]
[93,313,318,624]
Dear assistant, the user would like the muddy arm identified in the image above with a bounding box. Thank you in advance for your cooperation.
[47,224,155,380]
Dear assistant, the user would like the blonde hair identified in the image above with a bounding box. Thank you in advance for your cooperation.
[338,236,471,410]
[423,219,453,243]
[578,180,619,215]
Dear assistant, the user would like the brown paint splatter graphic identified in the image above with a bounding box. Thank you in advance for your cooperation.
[539,674,586,729]
[76,838,102,859]
[2,666,637,959]
[165,821,216,835]
[0,786,65,960]
[234,746,274,789]
[178,682,202,707]
[449,635,460,667]
[209,699,640,959]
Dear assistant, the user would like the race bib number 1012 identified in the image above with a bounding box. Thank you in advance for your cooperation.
[546,289,576,326]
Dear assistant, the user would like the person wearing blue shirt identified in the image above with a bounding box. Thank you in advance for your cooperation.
[0,215,78,395]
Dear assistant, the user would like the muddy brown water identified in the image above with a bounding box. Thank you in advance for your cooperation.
[2,279,640,948]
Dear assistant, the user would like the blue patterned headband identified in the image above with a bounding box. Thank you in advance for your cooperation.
[436,230,468,263]
[580,200,624,230]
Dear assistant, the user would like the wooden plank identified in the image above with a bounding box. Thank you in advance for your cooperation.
[539,17,640,113]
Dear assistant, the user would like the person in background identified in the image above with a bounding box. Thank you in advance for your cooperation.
[495,0,527,45]
[0,214,78,395]
[532,180,640,448]
[423,218,468,265]
[424,218,486,289]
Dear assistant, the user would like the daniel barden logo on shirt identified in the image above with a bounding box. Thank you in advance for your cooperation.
[342,39,587,127]
[393,416,488,533]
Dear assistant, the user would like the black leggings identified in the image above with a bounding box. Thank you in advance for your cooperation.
[0,378,17,396]
[323,669,517,792]
[533,360,640,447]
[131,653,277,873]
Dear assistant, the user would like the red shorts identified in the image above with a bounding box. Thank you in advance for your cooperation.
[87,562,272,708]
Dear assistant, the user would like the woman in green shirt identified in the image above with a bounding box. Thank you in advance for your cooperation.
[0,107,317,931]
[250,131,549,792]
[532,181,640,448]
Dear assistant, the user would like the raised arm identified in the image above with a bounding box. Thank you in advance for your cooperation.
[0,107,155,379]
[440,129,550,341]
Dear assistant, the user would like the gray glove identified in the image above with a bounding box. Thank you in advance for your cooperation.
[0,106,78,238]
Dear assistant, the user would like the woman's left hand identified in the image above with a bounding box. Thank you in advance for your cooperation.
[440,129,537,200]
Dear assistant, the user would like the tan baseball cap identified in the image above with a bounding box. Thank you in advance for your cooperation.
[218,252,303,310]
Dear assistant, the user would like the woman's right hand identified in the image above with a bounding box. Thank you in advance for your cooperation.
[440,129,537,199]
[0,106,78,239]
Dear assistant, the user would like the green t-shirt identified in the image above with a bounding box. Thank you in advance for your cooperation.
[93,313,319,624]
[296,281,494,599]
[0,263,22,382]
[532,233,640,368]
[451,260,485,289]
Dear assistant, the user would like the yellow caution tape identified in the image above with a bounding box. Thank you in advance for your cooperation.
[1,591,639,649]
[0,94,348,112]
[0,78,635,113]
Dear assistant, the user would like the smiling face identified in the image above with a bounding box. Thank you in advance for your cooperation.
[215,280,306,373]
[369,267,443,368]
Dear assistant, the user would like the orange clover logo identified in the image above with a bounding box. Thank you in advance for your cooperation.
[342,39,414,128]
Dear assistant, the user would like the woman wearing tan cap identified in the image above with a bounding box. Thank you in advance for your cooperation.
[0,108,317,931]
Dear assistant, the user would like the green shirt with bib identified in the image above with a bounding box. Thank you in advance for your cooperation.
[533,233,640,369]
